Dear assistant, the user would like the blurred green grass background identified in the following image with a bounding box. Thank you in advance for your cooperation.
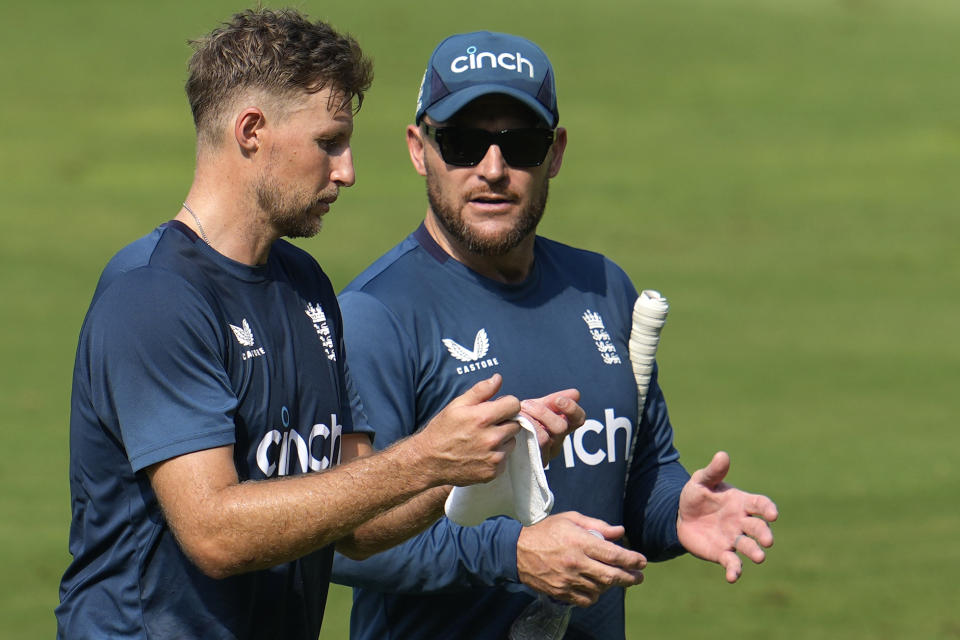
[1,0,957,637]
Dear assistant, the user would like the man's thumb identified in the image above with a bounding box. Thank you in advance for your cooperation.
[698,450,731,487]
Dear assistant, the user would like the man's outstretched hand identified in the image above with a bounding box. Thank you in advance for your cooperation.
[676,451,779,583]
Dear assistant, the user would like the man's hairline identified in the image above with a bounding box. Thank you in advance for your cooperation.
[198,83,356,149]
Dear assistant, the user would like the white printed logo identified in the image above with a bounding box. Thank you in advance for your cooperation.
[582,310,621,365]
[256,407,343,477]
[442,328,501,376]
[229,319,255,346]
[305,302,336,362]
[450,46,535,78]
[416,70,426,114]
[546,408,633,470]
[229,318,265,360]
[443,328,490,362]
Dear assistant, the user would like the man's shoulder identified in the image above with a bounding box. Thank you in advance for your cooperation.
[536,234,618,262]
[99,225,166,276]
[535,235,632,285]
[272,238,323,272]
[92,224,193,303]
[337,231,448,332]
[87,223,239,326]
[341,232,425,296]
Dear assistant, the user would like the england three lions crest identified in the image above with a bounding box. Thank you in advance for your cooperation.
[582,310,621,365]
[305,302,337,362]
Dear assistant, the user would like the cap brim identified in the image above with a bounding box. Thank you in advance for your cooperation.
[422,84,556,127]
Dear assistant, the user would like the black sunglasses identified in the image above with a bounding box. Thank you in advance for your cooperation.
[423,125,555,168]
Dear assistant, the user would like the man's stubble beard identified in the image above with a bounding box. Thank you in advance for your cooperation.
[426,172,549,257]
[254,168,329,240]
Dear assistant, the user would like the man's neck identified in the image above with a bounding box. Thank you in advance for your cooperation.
[423,213,535,285]
[180,175,278,266]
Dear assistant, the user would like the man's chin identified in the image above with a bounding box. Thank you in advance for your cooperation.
[461,231,523,256]
[278,217,323,240]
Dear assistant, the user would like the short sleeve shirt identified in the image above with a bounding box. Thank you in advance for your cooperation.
[57,221,372,639]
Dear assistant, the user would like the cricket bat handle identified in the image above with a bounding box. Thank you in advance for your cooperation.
[625,290,669,471]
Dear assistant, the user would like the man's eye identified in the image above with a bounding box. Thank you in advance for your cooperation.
[317,138,347,153]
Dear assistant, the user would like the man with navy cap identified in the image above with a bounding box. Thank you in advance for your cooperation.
[333,31,778,639]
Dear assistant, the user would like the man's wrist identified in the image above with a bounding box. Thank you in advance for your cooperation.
[392,431,445,489]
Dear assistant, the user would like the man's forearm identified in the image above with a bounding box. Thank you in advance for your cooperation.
[150,436,446,579]
[333,516,523,593]
[337,485,452,559]
[151,375,521,578]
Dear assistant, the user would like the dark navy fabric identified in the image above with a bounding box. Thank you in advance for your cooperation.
[58,221,372,639]
[332,225,689,640]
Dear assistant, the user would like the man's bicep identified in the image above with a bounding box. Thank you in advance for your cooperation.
[87,270,238,469]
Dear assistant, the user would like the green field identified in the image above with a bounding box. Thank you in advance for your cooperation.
[2,0,958,637]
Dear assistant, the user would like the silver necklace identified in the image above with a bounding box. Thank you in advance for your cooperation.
[182,202,210,245]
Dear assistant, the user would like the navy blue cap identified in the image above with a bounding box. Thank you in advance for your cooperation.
[415,31,559,127]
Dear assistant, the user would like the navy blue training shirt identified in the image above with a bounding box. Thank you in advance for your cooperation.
[57,221,372,639]
[332,225,690,640]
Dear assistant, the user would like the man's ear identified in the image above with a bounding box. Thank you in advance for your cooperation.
[235,107,267,155]
[546,126,567,179]
[406,124,428,177]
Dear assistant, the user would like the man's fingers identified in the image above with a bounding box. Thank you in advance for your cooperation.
[521,393,584,435]
[543,390,585,431]
[589,565,645,590]
[541,388,581,405]
[586,538,647,573]
[543,389,583,420]
[719,550,742,583]
[417,375,523,486]
[748,494,779,523]
[520,399,567,438]
[494,425,519,452]
[559,512,627,542]
[516,513,648,605]
[454,374,503,406]
[734,534,767,565]
[575,567,644,601]
[484,394,523,424]
[579,528,646,594]
[554,550,645,605]
[560,589,599,608]
[551,394,586,430]
[742,516,775,548]
[565,516,647,574]
[695,450,731,488]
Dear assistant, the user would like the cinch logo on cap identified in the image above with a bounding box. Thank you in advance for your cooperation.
[415,30,559,127]
[449,46,535,78]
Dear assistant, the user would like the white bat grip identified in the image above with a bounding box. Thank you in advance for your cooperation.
[625,290,669,480]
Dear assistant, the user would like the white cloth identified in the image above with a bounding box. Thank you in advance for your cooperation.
[444,415,554,527]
